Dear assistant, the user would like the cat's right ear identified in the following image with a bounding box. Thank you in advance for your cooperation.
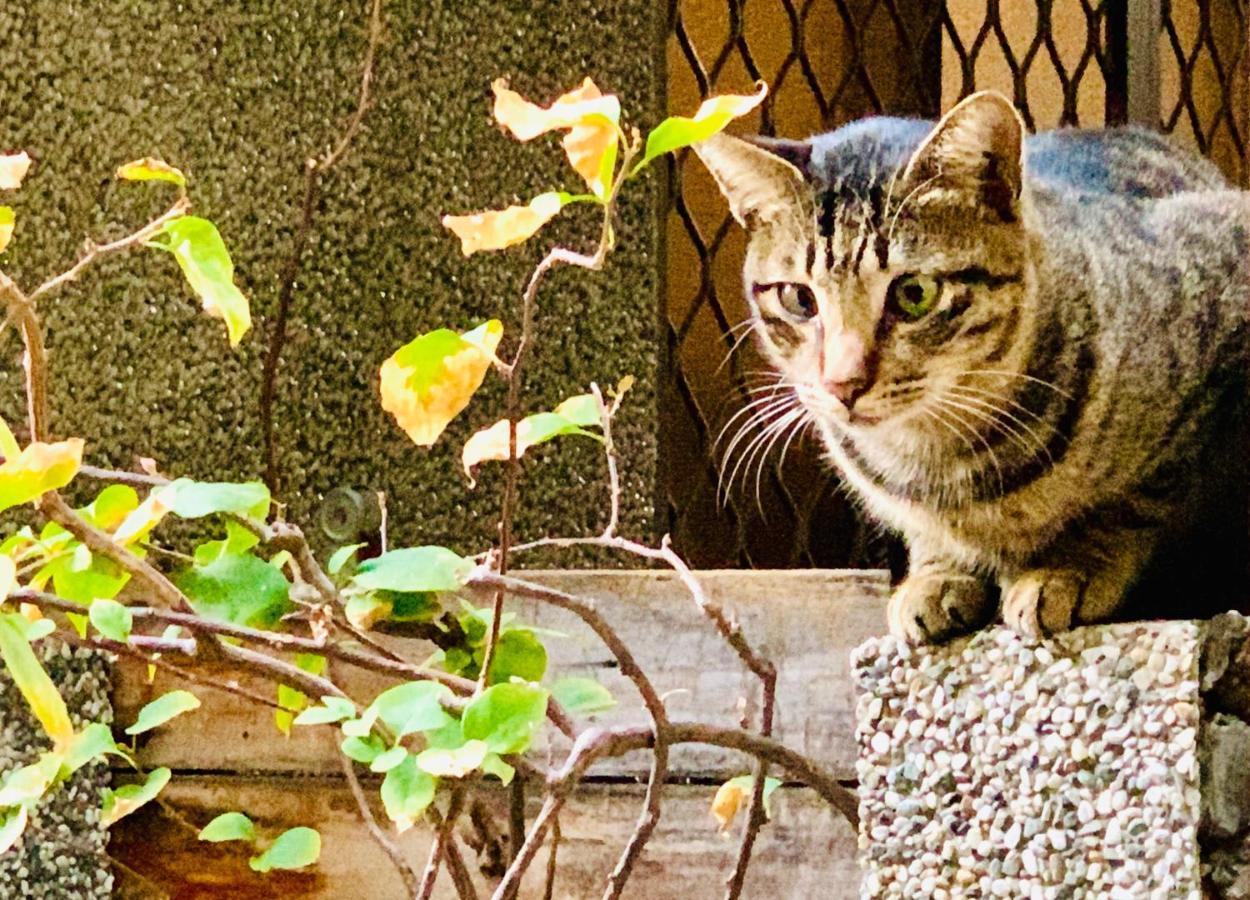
[693,133,813,229]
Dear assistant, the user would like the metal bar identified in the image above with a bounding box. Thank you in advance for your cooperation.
[1125,0,1162,126]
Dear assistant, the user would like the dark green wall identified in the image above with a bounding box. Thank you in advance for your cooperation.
[0,1,663,558]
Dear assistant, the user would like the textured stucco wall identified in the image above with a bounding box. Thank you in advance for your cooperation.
[0,1,663,558]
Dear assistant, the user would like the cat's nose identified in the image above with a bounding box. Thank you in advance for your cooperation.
[826,376,870,407]
[823,332,873,407]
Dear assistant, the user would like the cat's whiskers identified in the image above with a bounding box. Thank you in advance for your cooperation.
[716,394,801,503]
[724,404,803,509]
[961,369,1075,402]
[715,317,763,374]
[948,383,1063,436]
[715,391,796,457]
[746,406,811,515]
[944,386,1059,461]
[936,391,1053,467]
[927,401,1006,498]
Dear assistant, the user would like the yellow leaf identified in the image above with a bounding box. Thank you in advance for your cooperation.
[0,207,13,254]
[18,604,41,623]
[112,491,171,545]
[379,320,504,446]
[491,77,620,140]
[0,439,84,515]
[711,779,748,831]
[0,416,17,463]
[442,193,565,256]
[116,157,187,187]
[0,153,31,190]
[461,394,601,485]
[0,557,16,600]
[492,78,621,198]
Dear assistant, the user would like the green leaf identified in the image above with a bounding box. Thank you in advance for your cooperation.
[175,552,292,629]
[461,682,548,755]
[351,546,471,594]
[0,806,27,855]
[292,696,356,727]
[163,479,270,520]
[101,767,171,826]
[461,393,603,482]
[368,681,454,739]
[88,599,132,643]
[149,216,251,346]
[0,439,83,515]
[0,755,61,807]
[550,677,616,715]
[194,520,262,566]
[484,628,547,685]
[249,826,321,873]
[81,485,140,530]
[0,417,18,464]
[327,543,365,576]
[125,689,201,735]
[116,157,187,187]
[0,613,73,745]
[415,740,488,779]
[380,755,436,832]
[480,753,516,786]
[340,735,384,764]
[639,85,768,168]
[63,723,122,774]
[0,206,14,254]
[274,654,325,735]
[369,746,409,774]
[198,811,256,843]
[379,321,503,446]
[712,775,783,830]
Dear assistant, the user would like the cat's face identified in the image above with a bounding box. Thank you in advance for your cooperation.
[698,93,1033,476]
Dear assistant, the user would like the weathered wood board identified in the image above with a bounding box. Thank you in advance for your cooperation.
[110,777,862,900]
[110,570,886,897]
[113,570,890,781]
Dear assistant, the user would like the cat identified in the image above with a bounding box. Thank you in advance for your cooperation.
[694,91,1250,644]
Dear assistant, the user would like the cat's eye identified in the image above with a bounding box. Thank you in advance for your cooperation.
[886,274,941,321]
[776,283,818,320]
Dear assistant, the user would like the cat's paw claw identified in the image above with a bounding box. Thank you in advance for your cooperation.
[1001,569,1085,638]
[887,574,990,645]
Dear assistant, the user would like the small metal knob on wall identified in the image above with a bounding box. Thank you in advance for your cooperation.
[318,486,383,544]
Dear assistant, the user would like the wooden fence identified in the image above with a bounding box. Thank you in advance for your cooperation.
[109,570,888,898]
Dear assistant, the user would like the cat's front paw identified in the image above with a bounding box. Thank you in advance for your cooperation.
[887,573,991,644]
[1001,568,1086,638]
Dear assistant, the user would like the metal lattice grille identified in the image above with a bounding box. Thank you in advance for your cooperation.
[659,0,1249,569]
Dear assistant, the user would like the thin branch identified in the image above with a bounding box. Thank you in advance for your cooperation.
[37,493,193,611]
[472,569,669,900]
[420,786,466,900]
[28,197,191,303]
[334,730,421,898]
[261,0,385,492]
[542,816,560,900]
[477,137,639,693]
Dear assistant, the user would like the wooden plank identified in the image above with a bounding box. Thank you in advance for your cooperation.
[113,570,888,781]
[110,776,861,899]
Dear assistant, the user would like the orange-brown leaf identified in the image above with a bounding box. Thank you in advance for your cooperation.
[442,193,565,256]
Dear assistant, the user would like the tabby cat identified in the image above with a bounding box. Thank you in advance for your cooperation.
[695,92,1250,643]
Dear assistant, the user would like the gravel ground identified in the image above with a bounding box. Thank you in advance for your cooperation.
[0,642,112,900]
[853,622,1203,900]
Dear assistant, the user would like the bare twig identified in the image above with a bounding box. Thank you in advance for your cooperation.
[261,0,385,492]
[28,196,191,303]
[420,787,467,900]
[471,569,670,900]
[543,816,560,900]
[334,729,421,898]
[477,137,639,693]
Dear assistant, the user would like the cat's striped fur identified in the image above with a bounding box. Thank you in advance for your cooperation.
[696,92,1250,643]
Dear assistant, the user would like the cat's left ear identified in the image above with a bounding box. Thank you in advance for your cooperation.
[693,133,814,229]
[901,91,1025,222]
